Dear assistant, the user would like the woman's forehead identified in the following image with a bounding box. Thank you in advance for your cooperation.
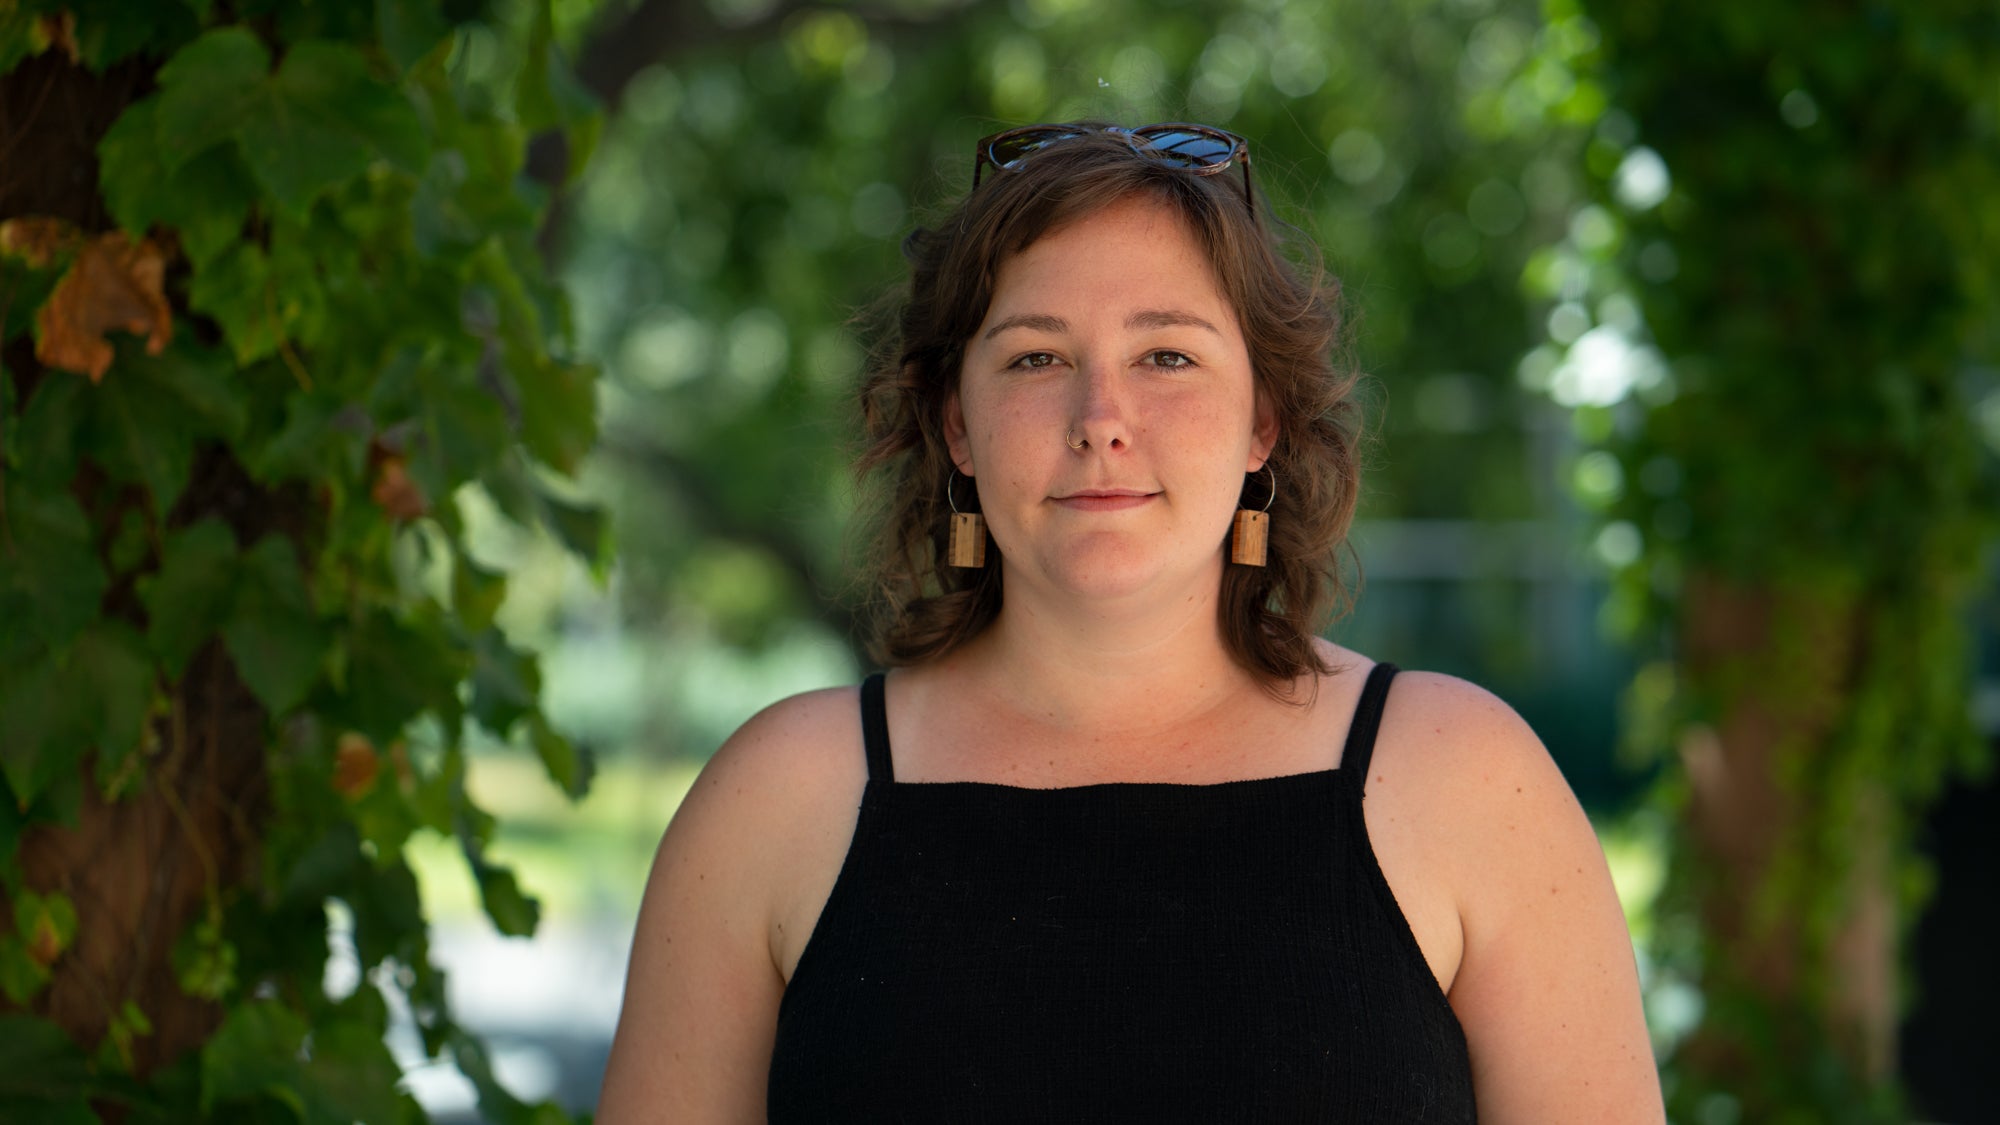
[981,196,1237,329]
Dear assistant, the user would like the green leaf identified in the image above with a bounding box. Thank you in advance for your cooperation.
[200,1001,306,1113]
[376,0,454,73]
[0,259,61,349]
[450,548,507,633]
[344,859,423,971]
[0,1014,95,1104]
[187,242,279,366]
[339,611,466,743]
[369,350,516,500]
[81,337,242,513]
[72,334,236,510]
[237,40,429,212]
[155,28,271,171]
[250,391,370,485]
[517,0,603,153]
[220,537,327,715]
[0,935,50,1005]
[66,0,199,73]
[472,863,539,937]
[141,519,239,678]
[159,146,260,269]
[0,654,81,809]
[468,629,538,737]
[130,340,248,441]
[13,890,79,961]
[0,623,149,805]
[0,472,105,658]
[529,713,591,799]
[170,913,236,1002]
[86,375,195,514]
[98,98,257,267]
[538,490,606,566]
[68,623,154,778]
[297,1017,408,1125]
[510,351,598,476]
[9,373,86,493]
[283,41,430,173]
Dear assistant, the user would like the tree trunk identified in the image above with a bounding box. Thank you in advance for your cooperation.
[3,48,276,1081]
[1677,571,1898,1091]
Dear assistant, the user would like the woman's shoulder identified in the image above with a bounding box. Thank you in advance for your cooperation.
[685,684,869,820]
[1339,652,1553,789]
[1359,661,1662,1117]
[1337,653,1591,911]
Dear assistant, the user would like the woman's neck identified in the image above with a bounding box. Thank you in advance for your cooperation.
[948,577,1261,739]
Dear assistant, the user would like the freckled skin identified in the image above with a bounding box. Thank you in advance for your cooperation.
[946,196,1275,610]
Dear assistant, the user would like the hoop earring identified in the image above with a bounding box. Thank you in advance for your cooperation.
[947,470,987,568]
[1231,464,1274,567]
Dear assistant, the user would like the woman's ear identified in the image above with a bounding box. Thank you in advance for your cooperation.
[943,391,974,475]
[1248,388,1279,471]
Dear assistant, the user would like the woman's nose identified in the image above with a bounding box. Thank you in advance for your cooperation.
[1069,362,1129,453]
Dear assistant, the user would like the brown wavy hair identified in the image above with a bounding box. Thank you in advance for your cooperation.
[852,125,1362,689]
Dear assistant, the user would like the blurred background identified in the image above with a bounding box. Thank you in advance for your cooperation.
[397,0,1999,1121]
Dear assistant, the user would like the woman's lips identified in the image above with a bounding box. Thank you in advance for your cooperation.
[1053,490,1157,511]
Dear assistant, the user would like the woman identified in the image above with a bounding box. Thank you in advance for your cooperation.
[598,123,1663,1122]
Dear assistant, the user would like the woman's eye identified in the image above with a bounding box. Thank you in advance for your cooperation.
[1146,350,1196,369]
[1008,351,1060,370]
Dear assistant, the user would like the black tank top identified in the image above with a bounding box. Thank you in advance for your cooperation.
[767,663,1477,1122]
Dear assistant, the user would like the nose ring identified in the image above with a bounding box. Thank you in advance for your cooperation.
[1066,429,1086,450]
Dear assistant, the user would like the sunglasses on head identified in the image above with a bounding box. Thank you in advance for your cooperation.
[972,122,1256,220]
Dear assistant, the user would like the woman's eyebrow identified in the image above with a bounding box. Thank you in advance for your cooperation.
[983,313,1068,339]
[1127,308,1221,335]
[983,309,1219,340]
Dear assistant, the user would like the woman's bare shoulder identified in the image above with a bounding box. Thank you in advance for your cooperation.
[1360,666,1549,787]
[1363,667,1589,898]
[1367,667,1663,1120]
[598,683,868,1120]
[691,684,868,807]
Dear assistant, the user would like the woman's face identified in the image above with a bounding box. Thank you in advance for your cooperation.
[947,193,1276,607]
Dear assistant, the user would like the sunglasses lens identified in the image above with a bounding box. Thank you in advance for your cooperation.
[988,128,1084,171]
[1132,127,1238,169]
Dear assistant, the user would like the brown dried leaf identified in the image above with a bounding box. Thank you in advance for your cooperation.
[370,454,428,522]
[334,733,380,800]
[0,216,83,268]
[34,231,175,383]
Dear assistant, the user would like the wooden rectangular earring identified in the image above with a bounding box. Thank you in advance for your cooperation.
[1230,464,1274,567]
[947,471,987,567]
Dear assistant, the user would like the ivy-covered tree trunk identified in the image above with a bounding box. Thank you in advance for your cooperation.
[1578,1,1999,1118]
[2,5,603,1121]
[2,47,286,1080]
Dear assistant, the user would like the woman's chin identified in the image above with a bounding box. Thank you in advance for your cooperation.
[1006,543,1223,607]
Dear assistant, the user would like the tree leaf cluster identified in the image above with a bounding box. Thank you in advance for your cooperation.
[1538,0,2000,1115]
[1,1,604,1120]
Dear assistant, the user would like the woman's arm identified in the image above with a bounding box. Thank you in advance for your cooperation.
[596,689,859,1123]
[1387,673,1665,1123]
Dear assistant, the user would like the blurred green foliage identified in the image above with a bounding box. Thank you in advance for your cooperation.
[554,0,1632,758]
[1549,0,1999,1118]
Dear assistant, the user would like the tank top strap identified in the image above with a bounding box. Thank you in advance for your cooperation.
[859,672,896,783]
[1339,662,1399,793]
